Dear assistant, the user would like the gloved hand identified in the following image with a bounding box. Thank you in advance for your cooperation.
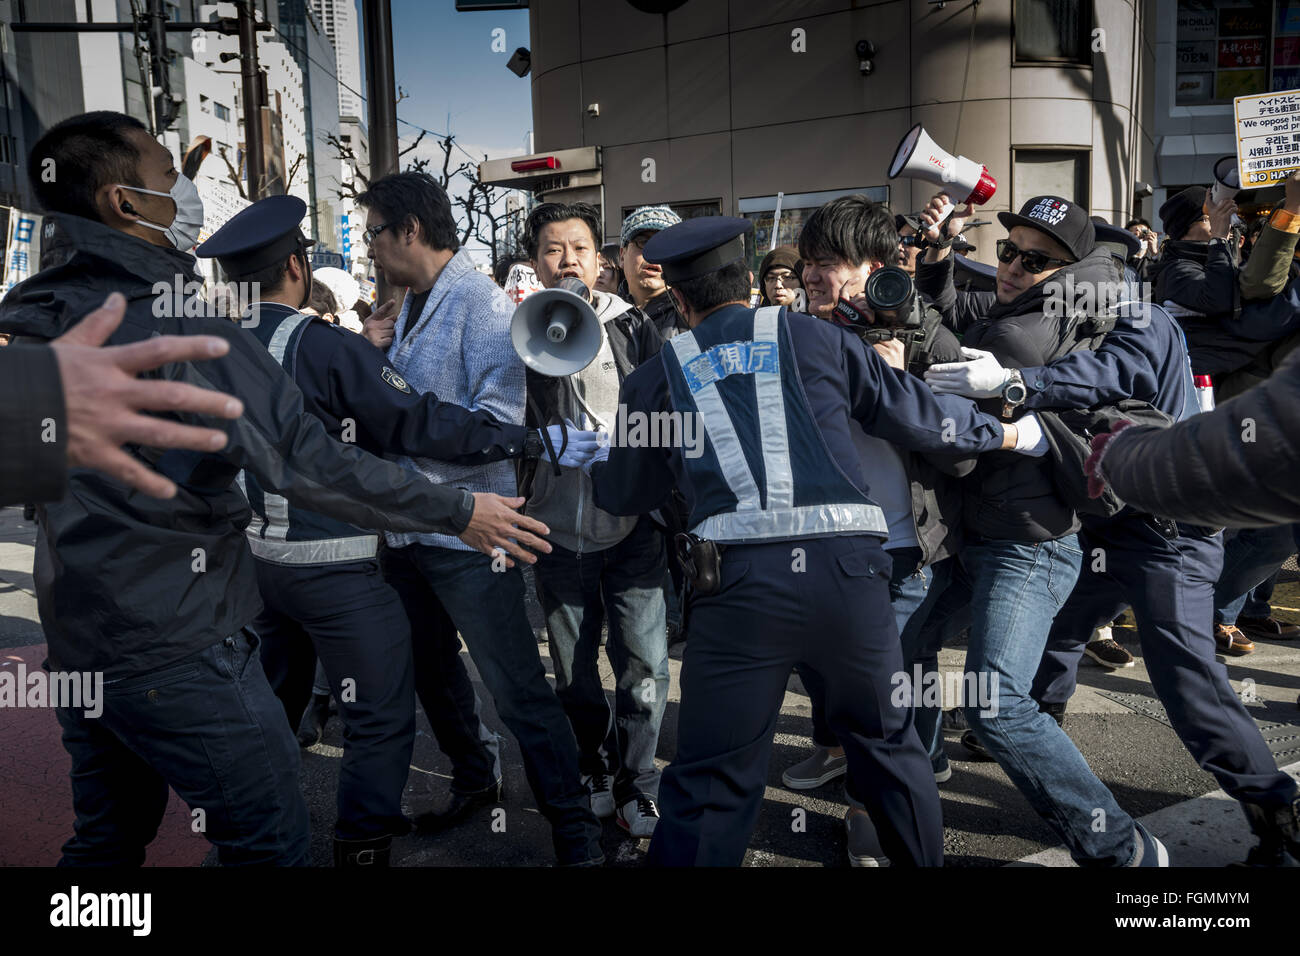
[582,439,611,476]
[924,347,1013,398]
[1010,412,1049,457]
[545,422,603,469]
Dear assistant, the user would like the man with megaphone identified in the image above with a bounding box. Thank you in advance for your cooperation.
[516,200,672,839]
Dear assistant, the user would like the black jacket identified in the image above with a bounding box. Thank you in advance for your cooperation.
[1098,344,1300,527]
[0,345,65,505]
[641,288,688,340]
[1151,239,1266,377]
[917,249,1120,542]
[0,213,476,679]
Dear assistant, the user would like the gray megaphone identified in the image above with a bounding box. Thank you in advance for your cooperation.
[510,276,602,376]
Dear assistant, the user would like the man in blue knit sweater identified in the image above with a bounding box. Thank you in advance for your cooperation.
[359,173,603,865]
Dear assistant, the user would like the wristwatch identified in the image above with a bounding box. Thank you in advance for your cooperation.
[522,428,545,460]
[1001,369,1027,418]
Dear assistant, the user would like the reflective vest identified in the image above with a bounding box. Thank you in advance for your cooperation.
[662,305,887,545]
[236,303,379,565]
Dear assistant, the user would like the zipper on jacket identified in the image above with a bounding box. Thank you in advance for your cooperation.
[575,479,585,558]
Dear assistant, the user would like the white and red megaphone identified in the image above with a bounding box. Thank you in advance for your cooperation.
[888,124,997,207]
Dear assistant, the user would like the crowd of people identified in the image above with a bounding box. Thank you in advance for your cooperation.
[1,108,1298,869]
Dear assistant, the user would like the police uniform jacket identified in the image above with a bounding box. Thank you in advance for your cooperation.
[0,214,478,679]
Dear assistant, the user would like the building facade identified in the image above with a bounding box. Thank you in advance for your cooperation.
[514,0,1156,267]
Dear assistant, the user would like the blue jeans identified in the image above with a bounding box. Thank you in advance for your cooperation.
[962,535,1141,867]
[534,516,669,805]
[1213,524,1299,625]
[800,547,952,762]
[56,630,309,866]
[382,544,602,863]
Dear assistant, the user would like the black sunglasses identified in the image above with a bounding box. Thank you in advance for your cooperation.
[995,239,1072,275]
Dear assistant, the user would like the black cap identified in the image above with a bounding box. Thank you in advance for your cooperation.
[894,212,922,233]
[642,216,753,284]
[1092,222,1141,261]
[997,195,1095,262]
[1158,186,1207,241]
[196,195,315,279]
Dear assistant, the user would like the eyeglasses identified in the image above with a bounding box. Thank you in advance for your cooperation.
[995,239,1072,275]
[363,222,395,246]
[764,271,798,287]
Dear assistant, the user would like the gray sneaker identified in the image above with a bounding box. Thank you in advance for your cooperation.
[781,746,848,790]
[845,808,891,867]
[583,772,615,818]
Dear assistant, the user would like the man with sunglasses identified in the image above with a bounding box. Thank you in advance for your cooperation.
[912,193,1171,866]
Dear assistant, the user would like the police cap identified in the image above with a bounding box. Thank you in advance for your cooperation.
[196,195,315,280]
[642,216,753,284]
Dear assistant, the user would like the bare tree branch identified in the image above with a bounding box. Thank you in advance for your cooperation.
[215,145,247,200]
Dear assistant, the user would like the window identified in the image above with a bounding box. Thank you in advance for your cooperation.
[1012,149,1090,213]
[739,187,890,275]
[1014,0,1092,65]
[199,94,210,113]
[214,102,230,121]
[1176,1,1276,105]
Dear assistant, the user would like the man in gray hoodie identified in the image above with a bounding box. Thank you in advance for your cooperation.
[523,202,670,837]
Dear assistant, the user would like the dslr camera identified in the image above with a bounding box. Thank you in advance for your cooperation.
[830,265,927,346]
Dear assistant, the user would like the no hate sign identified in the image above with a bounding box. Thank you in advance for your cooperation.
[1235,89,1300,186]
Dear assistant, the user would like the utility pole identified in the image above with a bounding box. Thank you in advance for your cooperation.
[12,3,270,194]
[362,0,399,301]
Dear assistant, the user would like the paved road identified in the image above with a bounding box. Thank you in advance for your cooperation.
[2,506,1298,867]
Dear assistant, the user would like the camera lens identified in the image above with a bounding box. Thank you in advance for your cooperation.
[864,266,914,312]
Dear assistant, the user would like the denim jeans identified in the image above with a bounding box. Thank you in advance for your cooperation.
[1213,524,1299,625]
[382,544,602,862]
[962,534,1140,867]
[56,630,309,866]
[534,516,669,805]
[800,547,953,762]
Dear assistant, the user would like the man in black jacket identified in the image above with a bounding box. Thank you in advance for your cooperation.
[914,193,1169,866]
[522,201,671,838]
[1,294,238,505]
[775,197,974,847]
[0,111,547,867]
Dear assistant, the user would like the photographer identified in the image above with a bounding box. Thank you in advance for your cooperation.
[780,195,975,829]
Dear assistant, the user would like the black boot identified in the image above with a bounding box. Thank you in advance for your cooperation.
[1234,798,1300,866]
[1040,701,1067,728]
[413,779,504,835]
[296,692,331,747]
[333,834,393,867]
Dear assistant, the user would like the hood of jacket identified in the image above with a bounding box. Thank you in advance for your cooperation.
[0,213,202,342]
[986,245,1118,322]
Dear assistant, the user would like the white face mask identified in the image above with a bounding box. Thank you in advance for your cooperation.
[116,174,204,250]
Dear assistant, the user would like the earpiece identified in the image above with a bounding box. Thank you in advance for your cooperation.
[121,200,136,214]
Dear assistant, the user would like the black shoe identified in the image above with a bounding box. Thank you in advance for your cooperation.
[333,834,392,867]
[941,708,968,731]
[960,729,992,760]
[413,779,504,835]
[296,692,331,747]
[1040,701,1067,728]
[1233,798,1300,867]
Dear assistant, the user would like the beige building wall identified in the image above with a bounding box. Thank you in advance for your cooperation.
[528,0,1155,264]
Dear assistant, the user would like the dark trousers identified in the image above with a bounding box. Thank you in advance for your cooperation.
[56,631,309,866]
[381,543,602,862]
[253,558,415,840]
[1033,516,1299,813]
[647,535,943,867]
[534,516,669,805]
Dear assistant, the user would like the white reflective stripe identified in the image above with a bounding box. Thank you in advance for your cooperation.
[259,312,311,540]
[267,311,310,363]
[247,533,379,565]
[693,503,888,544]
[752,307,792,510]
[670,331,761,510]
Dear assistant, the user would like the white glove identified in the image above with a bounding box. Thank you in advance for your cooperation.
[1011,412,1049,457]
[924,347,1013,398]
[582,440,611,476]
[545,422,603,469]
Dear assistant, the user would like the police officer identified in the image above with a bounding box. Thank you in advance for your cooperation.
[197,196,597,866]
[587,217,1037,866]
[922,199,1300,867]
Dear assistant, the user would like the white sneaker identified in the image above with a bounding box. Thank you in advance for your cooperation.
[617,795,660,838]
[583,772,615,818]
[845,807,891,867]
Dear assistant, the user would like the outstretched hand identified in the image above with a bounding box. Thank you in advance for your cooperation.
[459,493,553,567]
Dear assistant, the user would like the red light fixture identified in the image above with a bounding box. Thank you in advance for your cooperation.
[511,156,559,172]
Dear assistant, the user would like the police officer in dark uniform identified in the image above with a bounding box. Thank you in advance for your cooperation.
[197,196,597,866]
[922,203,1300,867]
[587,217,1036,866]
